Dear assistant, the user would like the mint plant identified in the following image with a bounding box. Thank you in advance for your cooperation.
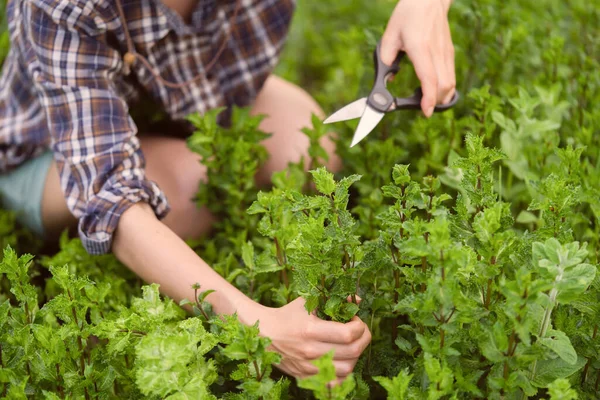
[2,0,600,397]
[187,106,269,233]
[286,168,362,322]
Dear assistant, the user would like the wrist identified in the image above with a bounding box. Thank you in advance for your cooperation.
[232,295,271,327]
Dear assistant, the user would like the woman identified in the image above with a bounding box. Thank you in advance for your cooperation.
[0,0,455,379]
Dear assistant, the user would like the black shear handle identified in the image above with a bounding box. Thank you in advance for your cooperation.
[369,41,460,113]
[395,87,460,112]
[367,41,405,113]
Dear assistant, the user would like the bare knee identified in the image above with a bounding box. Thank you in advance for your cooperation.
[252,76,342,185]
[141,136,216,240]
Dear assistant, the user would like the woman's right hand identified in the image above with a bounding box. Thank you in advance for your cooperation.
[255,297,372,379]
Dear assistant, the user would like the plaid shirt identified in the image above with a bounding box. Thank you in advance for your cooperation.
[0,0,294,254]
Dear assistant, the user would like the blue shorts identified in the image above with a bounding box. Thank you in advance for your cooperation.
[0,151,54,236]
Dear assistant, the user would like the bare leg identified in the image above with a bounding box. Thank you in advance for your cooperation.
[40,161,77,238]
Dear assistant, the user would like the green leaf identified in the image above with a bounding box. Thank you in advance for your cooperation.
[557,263,597,303]
[135,330,197,397]
[305,296,320,314]
[538,330,577,365]
[242,241,255,271]
[166,375,217,400]
[373,369,412,400]
[516,210,538,224]
[547,378,578,400]
[338,302,359,321]
[222,340,249,360]
[42,391,62,400]
[298,351,356,400]
[310,168,336,195]
[531,356,586,387]
[395,336,412,353]
[132,284,185,321]
[391,164,412,186]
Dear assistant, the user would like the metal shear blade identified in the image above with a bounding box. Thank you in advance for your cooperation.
[350,106,385,147]
[322,97,386,148]
[322,97,367,124]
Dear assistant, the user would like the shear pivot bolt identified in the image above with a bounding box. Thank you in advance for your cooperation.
[372,92,387,106]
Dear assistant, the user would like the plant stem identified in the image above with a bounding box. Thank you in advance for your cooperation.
[253,360,263,382]
[274,237,284,266]
[0,343,4,397]
[56,364,64,397]
[24,302,31,325]
[194,287,210,320]
[367,308,375,372]
[530,287,558,380]
[477,364,492,394]
[507,170,513,195]
[392,269,400,343]
[504,330,516,380]
[499,165,503,200]
[539,290,557,338]
[484,279,493,309]
[440,250,445,281]
[249,279,255,298]
[582,325,598,384]
[77,335,87,381]
[274,236,290,297]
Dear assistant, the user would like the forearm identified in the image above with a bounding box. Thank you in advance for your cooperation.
[112,202,264,325]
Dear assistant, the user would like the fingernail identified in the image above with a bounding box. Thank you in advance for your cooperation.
[425,106,434,118]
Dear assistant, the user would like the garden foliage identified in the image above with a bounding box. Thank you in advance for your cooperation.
[1,0,600,398]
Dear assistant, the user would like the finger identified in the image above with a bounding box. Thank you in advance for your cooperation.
[300,359,357,379]
[345,294,362,304]
[300,324,372,361]
[333,359,358,378]
[304,315,366,344]
[405,45,438,117]
[442,27,456,104]
[295,358,357,379]
[434,21,456,104]
[327,378,346,389]
[380,33,402,66]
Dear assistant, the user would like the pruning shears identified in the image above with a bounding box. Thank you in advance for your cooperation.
[323,41,459,147]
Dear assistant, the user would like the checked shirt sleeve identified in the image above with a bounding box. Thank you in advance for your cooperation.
[26,1,169,254]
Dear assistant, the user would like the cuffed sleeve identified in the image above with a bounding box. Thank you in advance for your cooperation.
[26,0,169,254]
